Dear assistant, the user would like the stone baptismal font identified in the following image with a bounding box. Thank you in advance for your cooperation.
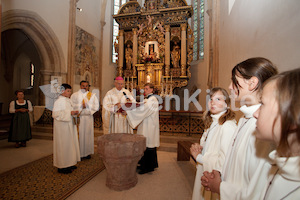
[98,134,146,191]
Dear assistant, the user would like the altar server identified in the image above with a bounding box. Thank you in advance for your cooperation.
[254,68,300,200]
[126,83,160,174]
[102,76,135,134]
[201,57,278,199]
[52,84,80,174]
[190,87,237,200]
[71,81,99,159]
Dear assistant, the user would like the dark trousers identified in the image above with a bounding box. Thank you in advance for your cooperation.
[138,147,158,172]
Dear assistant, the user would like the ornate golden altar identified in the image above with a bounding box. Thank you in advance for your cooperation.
[113,0,194,94]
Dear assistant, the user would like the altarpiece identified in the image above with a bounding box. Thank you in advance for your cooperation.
[113,0,194,95]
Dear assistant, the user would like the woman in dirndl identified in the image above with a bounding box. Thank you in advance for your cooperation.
[8,90,32,148]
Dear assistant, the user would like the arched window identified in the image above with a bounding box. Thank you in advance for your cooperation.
[112,0,129,63]
[30,62,35,87]
[192,0,205,60]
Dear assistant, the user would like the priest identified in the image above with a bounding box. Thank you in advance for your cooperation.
[71,81,99,159]
[126,83,160,174]
[102,76,135,134]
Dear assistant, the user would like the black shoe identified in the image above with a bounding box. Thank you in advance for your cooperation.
[68,166,77,170]
[58,168,72,174]
[81,155,91,160]
[138,169,154,175]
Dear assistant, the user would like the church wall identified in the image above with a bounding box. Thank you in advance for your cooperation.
[187,0,210,111]
[76,0,101,41]
[218,0,300,92]
[73,0,101,93]
[2,0,70,72]
[100,0,118,103]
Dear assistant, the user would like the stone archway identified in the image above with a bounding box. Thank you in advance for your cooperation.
[2,9,66,85]
[1,9,66,106]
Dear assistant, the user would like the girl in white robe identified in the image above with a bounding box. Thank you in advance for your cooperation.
[201,57,278,199]
[254,68,300,200]
[191,87,237,200]
[52,84,81,174]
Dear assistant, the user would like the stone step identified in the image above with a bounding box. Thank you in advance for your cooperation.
[31,125,53,133]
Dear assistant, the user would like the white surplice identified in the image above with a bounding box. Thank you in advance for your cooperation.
[260,151,300,200]
[71,90,99,157]
[102,87,135,134]
[192,111,237,200]
[220,104,274,200]
[52,96,80,168]
[126,94,160,148]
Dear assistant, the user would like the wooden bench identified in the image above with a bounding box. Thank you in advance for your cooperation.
[177,141,196,162]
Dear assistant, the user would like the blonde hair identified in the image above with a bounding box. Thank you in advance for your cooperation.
[203,87,236,129]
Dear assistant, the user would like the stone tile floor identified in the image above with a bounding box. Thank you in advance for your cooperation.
[0,131,197,200]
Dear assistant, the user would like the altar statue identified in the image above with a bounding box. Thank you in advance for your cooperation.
[171,42,180,68]
[125,44,133,69]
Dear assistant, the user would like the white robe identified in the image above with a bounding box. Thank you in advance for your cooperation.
[52,96,80,168]
[126,95,160,148]
[192,111,237,200]
[260,150,300,200]
[220,105,274,200]
[71,90,99,157]
[102,87,135,134]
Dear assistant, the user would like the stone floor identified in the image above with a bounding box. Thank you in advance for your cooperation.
[0,129,199,200]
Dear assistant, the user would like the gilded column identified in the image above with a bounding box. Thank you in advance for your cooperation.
[132,28,138,76]
[180,23,187,77]
[164,25,170,76]
[118,30,124,76]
